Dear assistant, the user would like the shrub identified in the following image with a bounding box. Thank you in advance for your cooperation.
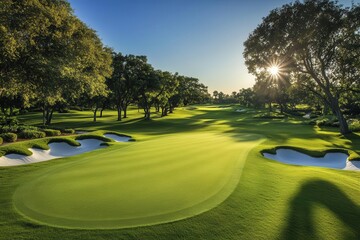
[0,133,17,142]
[62,128,75,134]
[0,117,19,126]
[18,130,46,139]
[42,129,61,136]
[316,119,329,127]
[0,137,3,145]
[17,125,38,132]
[0,125,18,133]
[349,119,360,132]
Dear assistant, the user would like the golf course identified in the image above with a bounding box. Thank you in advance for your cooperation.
[1,0,359,239]
[0,106,359,239]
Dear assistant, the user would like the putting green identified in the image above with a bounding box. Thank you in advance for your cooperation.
[13,132,263,229]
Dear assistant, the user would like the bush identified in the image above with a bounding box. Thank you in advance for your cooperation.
[316,119,329,127]
[18,130,46,139]
[17,125,38,132]
[349,119,360,132]
[0,137,3,145]
[62,128,75,134]
[42,129,61,136]
[0,133,17,142]
[0,125,18,133]
[0,117,19,126]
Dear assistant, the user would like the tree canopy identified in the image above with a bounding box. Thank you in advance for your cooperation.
[244,0,360,134]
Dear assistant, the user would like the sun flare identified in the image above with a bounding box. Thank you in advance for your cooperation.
[268,65,279,76]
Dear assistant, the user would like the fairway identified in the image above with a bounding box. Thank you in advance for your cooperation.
[13,132,263,229]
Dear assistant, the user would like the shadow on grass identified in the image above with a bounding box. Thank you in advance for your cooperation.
[281,180,360,240]
[18,107,355,149]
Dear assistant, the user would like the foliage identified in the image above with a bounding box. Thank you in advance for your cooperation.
[349,119,360,132]
[62,129,75,134]
[18,130,46,139]
[0,136,2,145]
[41,129,61,136]
[244,0,360,134]
[0,132,17,142]
[0,0,113,125]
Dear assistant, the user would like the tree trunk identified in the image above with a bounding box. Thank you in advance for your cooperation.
[323,101,330,115]
[100,108,104,118]
[156,104,160,112]
[93,108,98,122]
[46,109,54,125]
[42,107,46,126]
[328,97,349,134]
[123,104,128,118]
[117,105,122,121]
[169,105,174,113]
[144,106,151,120]
[279,103,284,114]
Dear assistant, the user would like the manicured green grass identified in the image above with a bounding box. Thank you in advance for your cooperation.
[0,105,359,239]
[13,132,263,229]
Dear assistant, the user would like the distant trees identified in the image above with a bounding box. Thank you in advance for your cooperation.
[107,53,209,120]
[0,1,209,124]
[244,0,360,134]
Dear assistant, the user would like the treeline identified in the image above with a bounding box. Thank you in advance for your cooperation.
[0,0,210,125]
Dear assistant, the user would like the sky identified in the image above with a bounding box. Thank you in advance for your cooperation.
[68,0,358,94]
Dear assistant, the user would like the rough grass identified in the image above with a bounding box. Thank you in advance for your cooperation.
[0,105,359,240]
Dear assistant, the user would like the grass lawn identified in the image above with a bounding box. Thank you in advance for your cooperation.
[0,105,359,239]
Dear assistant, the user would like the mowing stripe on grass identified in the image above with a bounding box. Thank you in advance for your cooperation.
[13,132,264,229]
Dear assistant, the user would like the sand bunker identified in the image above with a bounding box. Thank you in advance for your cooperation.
[103,133,131,142]
[0,139,105,166]
[263,148,360,171]
[235,109,247,113]
[75,130,89,134]
[303,113,311,119]
[0,134,132,166]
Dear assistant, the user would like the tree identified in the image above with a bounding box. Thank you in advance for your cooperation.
[107,52,126,121]
[213,90,219,101]
[0,0,112,125]
[238,88,255,107]
[244,0,360,134]
[156,72,179,117]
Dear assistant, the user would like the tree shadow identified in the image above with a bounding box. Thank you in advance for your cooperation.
[281,180,360,240]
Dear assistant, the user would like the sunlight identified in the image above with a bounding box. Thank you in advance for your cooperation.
[268,65,279,76]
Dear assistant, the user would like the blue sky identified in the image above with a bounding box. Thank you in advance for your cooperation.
[68,0,357,94]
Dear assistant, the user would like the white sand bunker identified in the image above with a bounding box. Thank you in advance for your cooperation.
[75,130,89,134]
[0,139,105,167]
[104,133,131,142]
[303,113,311,119]
[263,149,360,171]
[235,109,247,113]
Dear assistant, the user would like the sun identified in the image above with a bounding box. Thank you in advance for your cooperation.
[268,65,279,76]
